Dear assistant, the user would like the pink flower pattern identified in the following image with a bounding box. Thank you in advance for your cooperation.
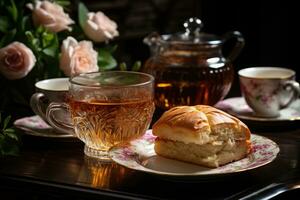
[117,147,137,161]
[109,131,280,176]
[240,79,279,108]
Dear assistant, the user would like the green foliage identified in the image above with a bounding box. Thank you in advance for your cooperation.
[0,0,144,156]
[78,1,89,30]
[0,28,16,47]
[119,62,127,71]
[119,61,142,72]
[7,0,18,22]
[98,47,117,71]
[0,0,120,80]
[132,61,142,71]
[55,0,71,7]
[0,16,9,32]
[0,113,20,156]
[26,26,60,79]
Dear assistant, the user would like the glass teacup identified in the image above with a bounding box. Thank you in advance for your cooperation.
[46,71,155,161]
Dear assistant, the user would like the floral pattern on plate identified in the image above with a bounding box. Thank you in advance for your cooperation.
[14,115,74,138]
[215,97,300,122]
[109,130,279,177]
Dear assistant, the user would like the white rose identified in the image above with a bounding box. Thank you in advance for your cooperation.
[0,42,36,80]
[83,11,119,42]
[27,0,74,33]
[60,37,99,77]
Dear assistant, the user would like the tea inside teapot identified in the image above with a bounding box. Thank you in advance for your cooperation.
[143,18,244,110]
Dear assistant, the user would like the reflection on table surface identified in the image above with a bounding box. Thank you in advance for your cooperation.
[0,128,300,199]
[79,156,132,189]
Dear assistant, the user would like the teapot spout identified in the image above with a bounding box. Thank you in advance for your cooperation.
[143,32,161,55]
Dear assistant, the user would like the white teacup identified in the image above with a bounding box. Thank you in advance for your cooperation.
[238,67,300,117]
[30,78,72,130]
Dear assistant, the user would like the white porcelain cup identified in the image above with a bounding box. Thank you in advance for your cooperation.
[238,67,300,117]
[30,78,72,130]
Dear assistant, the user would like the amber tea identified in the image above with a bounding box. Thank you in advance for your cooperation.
[69,98,154,151]
[152,65,233,110]
[143,18,245,110]
[46,71,154,161]
[155,80,231,110]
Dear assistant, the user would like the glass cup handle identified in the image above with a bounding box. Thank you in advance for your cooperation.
[46,102,74,135]
[281,80,300,107]
[222,31,245,62]
[30,93,48,123]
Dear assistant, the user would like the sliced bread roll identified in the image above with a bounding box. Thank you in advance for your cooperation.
[152,105,252,168]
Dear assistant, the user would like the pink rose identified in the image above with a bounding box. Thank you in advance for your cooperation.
[0,42,36,80]
[83,11,119,42]
[60,37,99,76]
[27,0,74,33]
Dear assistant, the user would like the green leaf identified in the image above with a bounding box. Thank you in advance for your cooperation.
[42,31,55,48]
[37,25,45,34]
[25,31,34,41]
[78,2,89,30]
[3,128,18,141]
[0,16,9,32]
[55,0,71,7]
[26,30,40,51]
[41,33,59,59]
[26,31,37,49]
[7,0,18,22]
[3,115,11,130]
[21,16,30,32]
[0,135,5,150]
[0,111,20,156]
[119,62,127,71]
[0,28,16,47]
[106,45,118,53]
[43,32,55,42]
[132,61,142,71]
[98,49,117,71]
[42,47,56,57]
[1,143,19,156]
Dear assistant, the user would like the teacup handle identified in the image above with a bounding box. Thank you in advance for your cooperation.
[30,93,48,123]
[281,80,300,108]
[46,102,74,135]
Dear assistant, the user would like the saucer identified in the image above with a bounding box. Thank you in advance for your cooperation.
[109,130,279,180]
[14,115,74,138]
[215,97,300,122]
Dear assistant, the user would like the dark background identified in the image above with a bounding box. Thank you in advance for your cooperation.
[1,0,298,120]
[82,0,298,97]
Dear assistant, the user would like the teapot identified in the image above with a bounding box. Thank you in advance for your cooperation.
[143,18,245,110]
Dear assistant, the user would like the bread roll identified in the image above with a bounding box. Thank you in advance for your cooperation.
[152,105,251,168]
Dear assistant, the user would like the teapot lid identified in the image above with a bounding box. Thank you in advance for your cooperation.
[162,18,222,45]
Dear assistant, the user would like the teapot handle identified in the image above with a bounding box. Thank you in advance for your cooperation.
[222,31,245,62]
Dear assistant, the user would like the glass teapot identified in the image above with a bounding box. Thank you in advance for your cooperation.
[143,18,245,110]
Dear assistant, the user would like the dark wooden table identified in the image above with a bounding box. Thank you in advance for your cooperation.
[1,120,300,199]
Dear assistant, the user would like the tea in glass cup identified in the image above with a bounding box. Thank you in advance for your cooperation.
[46,71,155,161]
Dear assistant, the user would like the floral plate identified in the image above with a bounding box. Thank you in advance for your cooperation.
[14,115,74,138]
[109,130,279,178]
[215,97,300,122]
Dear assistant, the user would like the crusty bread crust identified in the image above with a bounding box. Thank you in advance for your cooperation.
[152,105,252,168]
[153,105,250,145]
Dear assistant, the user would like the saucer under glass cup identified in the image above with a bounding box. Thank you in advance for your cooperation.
[46,71,155,161]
